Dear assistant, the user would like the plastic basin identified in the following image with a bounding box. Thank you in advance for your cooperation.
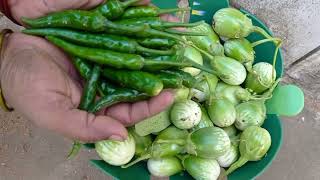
[89,0,284,179]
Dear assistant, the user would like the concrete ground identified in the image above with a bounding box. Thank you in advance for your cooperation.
[1,0,320,179]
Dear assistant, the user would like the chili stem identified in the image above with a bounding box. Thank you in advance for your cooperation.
[105,19,145,33]
[161,20,204,28]
[164,29,207,36]
[145,28,185,42]
[144,59,215,74]
[158,7,190,15]
[136,46,174,55]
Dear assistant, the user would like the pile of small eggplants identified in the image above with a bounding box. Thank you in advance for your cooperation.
[22,1,283,179]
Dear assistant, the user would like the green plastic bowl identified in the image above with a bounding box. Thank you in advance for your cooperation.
[89,0,284,179]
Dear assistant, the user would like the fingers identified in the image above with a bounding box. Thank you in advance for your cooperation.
[105,90,174,126]
[160,14,181,22]
[79,0,106,9]
[55,109,128,142]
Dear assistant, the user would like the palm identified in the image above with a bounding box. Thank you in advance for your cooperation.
[1,32,173,142]
[2,0,173,141]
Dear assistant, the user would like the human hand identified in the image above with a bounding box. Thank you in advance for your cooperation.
[0,33,174,142]
[8,0,150,25]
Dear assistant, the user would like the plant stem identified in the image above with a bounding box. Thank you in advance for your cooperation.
[251,37,282,47]
[158,7,190,15]
[121,154,151,168]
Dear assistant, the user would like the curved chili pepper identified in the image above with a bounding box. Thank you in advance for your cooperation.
[102,68,164,96]
[23,28,174,56]
[156,72,184,88]
[21,10,146,33]
[143,54,181,71]
[78,65,101,110]
[160,70,196,88]
[121,6,190,19]
[93,0,139,20]
[115,17,205,30]
[137,38,176,49]
[47,36,215,74]
[21,10,190,42]
[67,65,100,159]
[46,36,144,70]
[71,57,118,96]
[88,89,149,113]
[72,56,92,79]
[104,24,186,42]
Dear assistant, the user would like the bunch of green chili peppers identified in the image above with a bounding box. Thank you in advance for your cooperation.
[21,0,212,112]
[21,1,282,160]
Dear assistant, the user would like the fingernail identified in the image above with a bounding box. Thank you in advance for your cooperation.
[109,135,125,141]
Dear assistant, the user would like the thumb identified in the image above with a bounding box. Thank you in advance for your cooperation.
[55,109,128,142]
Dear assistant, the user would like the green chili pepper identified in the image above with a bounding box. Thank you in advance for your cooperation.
[21,10,190,42]
[48,36,214,74]
[114,17,205,32]
[78,65,101,110]
[144,49,215,74]
[72,56,92,79]
[21,9,153,34]
[23,28,173,56]
[102,68,164,96]
[46,36,144,70]
[156,72,184,88]
[67,65,101,159]
[88,89,149,113]
[143,54,181,71]
[71,57,117,96]
[104,25,186,42]
[160,70,196,88]
[137,38,176,49]
[99,81,118,95]
[93,0,139,20]
[122,6,190,19]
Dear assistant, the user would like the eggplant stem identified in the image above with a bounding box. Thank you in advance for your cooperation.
[251,37,282,47]
[67,141,82,159]
[261,78,282,99]
[121,154,151,168]
[188,60,216,74]
[252,26,282,78]
[224,156,249,176]
[272,41,282,78]
[204,75,214,105]
[188,42,214,60]
[252,26,274,40]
